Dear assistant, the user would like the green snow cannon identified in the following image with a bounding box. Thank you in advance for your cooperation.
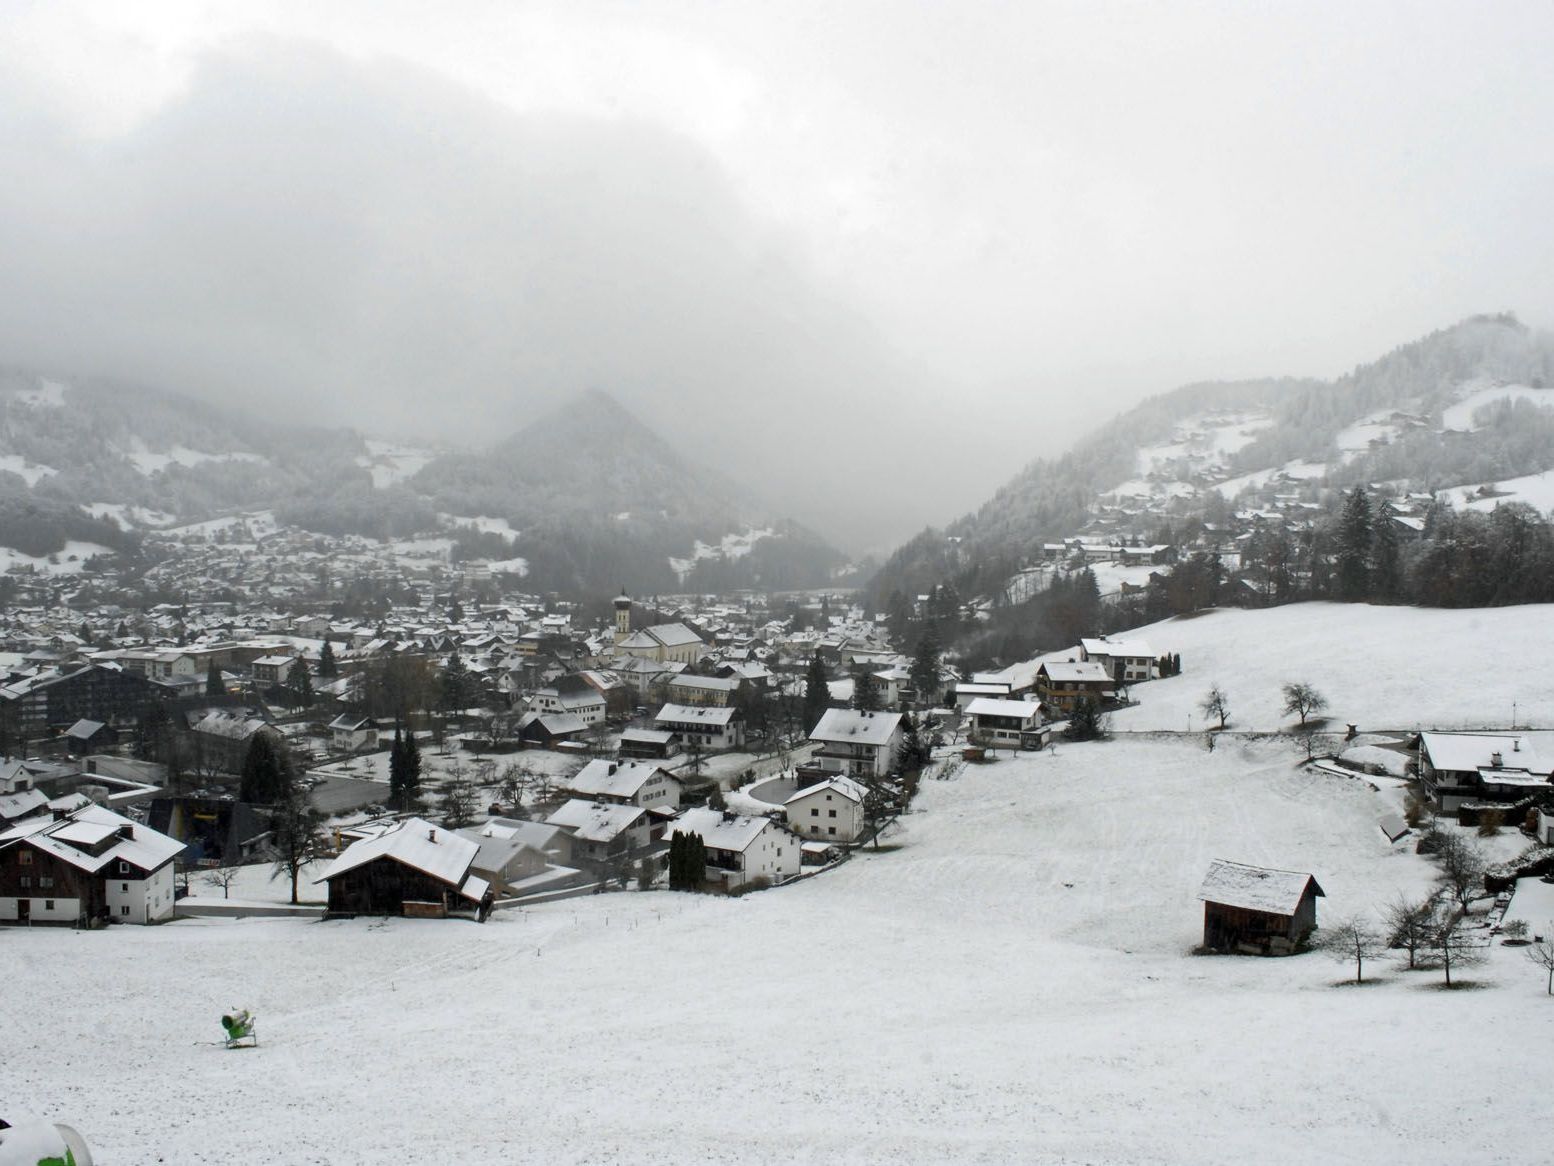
[0,1116,93,1166]
[221,1008,257,1048]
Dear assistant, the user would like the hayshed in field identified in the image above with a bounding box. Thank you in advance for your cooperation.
[1197,859,1323,956]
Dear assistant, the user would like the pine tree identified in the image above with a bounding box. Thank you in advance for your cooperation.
[206,661,224,698]
[1336,487,1373,601]
[440,652,470,712]
[1370,511,1401,602]
[802,653,830,735]
[239,733,290,804]
[402,731,423,809]
[317,640,338,679]
[909,623,941,706]
[852,667,883,712]
[1065,696,1105,741]
[388,722,406,809]
[288,658,314,707]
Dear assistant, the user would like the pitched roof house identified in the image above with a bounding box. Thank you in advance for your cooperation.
[1197,859,1324,956]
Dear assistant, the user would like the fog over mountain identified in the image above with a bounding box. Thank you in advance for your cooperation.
[3,4,1554,552]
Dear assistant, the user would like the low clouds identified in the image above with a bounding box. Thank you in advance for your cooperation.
[0,39,918,547]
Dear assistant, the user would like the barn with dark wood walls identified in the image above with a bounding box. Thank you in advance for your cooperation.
[320,818,491,920]
[1197,859,1324,956]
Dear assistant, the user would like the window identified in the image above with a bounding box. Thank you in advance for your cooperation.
[17,851,30,866]
[122,883,129,892]
[118,861,130,874]
[828,810,837,818]
[45,900,55,910]
[827,827,836,835]
[19,876,30,888]
[121,905,130,916]
[811,808,819,817]
[39,876,53,889]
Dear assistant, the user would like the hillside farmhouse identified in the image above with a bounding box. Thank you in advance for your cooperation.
[1198,859,1323,956]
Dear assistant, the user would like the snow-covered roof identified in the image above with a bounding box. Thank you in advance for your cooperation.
[566,759,678,800]
[1038,661,1113,684]
[620,727,676,744]
[784,776,867,806]
[1197,859,1324,915]
[1420,731,1554,777]
[672,807,782,852]
[0,787,47,822]
[0,802,184,874]
[545,799,646,843]
[1080,637,1154,659]
[476,818,569,852]
[655,703,737,727]
[810,708,902,747]
[964,698,1043,720]
[320,817,478,888]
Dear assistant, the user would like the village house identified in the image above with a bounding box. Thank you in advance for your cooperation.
[545,799,653,868]
[954,680,1013,711]
[529,675,608,726]
[1035,660,1114,714]
[0,799,183,926]
[250,654,297,686]
[654,703,744,752]
[664,673,739,707]
[1416,731,1554,812]
[672,807,801,889]
[328,715,378,753]
[783,775,867,843]
[320,818,491,919]
[618,727,681,761]
[964,697,1045,750]
[1197,859,1324,956]
[564,759,682,810]
[473,817,575,867]
[809,708,903,778]
[1078,636,1156,684]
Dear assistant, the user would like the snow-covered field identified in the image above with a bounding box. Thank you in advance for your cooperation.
[0,453,59,486]
[1455,469,1554,514]
[1441,381,1554,431]
[1103,602,1554,733]
[0,540,115,574]
[357,439,434,488]
[7,736,1552,1164]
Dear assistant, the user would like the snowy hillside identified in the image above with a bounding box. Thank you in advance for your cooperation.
[7,736,1552,1163]
[1098,602,1554,732]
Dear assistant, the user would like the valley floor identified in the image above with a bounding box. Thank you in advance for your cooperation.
[6,738,1552,1164]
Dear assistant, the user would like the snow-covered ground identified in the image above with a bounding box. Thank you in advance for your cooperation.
[1212,458,1327,499]
[1454,469,1554,514]
[442,514,520,543]
[122,438,267,475]
[1441,381,1554,431]
[7,736,1552,1163]
[13,377,68,407]
[1099,602,1554,733]
[0,540,115,575]
[0,453,58,486]
[669,528,775,581]
[83,501,177,529]
[357,439,434,488]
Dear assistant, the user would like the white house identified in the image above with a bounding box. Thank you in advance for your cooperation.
[328,715,378,753]
[964,697,1044,749]
[783,776,867,843]
[529,684,607,726]
[809,708,903,778]
[671,807,801,889]
[564,759,682,810]
[0,801,183,926]
[545,799,652,867]
[654,703,744,752]
[1078,637,1156,684]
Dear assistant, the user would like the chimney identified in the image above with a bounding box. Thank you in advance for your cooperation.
[118,824,134,840]
[1514,738,1521,752]
[427,828,438,842]
[1491,751,1503,769]
[608,763,617,776]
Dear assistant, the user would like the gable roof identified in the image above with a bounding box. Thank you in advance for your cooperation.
[0,802,184,875]
[545,799,647,843]
[783,776,867,806]
[1038,661,1113,684]
[320,817,478,890]
[1197,859,1324,916]
[672,807,784,852]
[566,759,680,800]
[655,703,737,728]
[810,708,903,748]
[964,698,1042,720]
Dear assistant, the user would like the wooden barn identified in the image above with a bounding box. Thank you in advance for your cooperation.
[1197,859,1324,956]
[320,818,491,920]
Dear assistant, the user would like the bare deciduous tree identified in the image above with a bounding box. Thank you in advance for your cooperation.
[1433,832,1487,911]
[201,859,242,900]
[1525,931,1554,995]
[1199,684,1230,731]
[1384,892,1437,970]
[1317,914,1387,983]
[1433,914,1486,988]
[1280,681,1328,727]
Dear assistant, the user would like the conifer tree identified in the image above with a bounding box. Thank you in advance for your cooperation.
[239,733,290,804]
[206,661,224,698]
[852,666,883,712]
[909,623,941,706]
[287,658,314,707]
[802,653,830,735]
[388,722,406,809]
[1336,487,1373,601]
[401,730,423,809]
[317,640,338,679]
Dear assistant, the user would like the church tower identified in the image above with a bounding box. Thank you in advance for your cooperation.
[613,591,632,644]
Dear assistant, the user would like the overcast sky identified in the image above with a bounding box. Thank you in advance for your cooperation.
[3,1,1552,551]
